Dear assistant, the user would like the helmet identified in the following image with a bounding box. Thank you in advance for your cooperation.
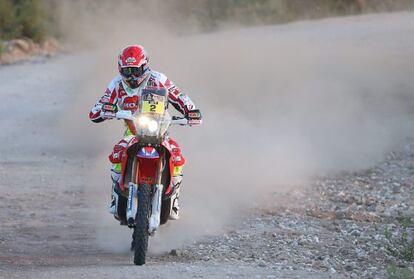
[118,45,150,89]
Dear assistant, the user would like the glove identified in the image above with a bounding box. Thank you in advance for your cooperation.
[100,103,117,120]
[186,109,203,125]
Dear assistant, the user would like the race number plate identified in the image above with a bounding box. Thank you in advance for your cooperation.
[141,88,167,114]
[142,91,166,114]
[142,100,165,114]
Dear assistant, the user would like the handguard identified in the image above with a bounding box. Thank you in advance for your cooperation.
[116,110,134,121]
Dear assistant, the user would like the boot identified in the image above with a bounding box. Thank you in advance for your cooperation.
[109,186,120,220]
[169,175,182,220]
[109,166,121,217]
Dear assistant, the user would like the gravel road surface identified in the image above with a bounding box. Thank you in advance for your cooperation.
[1,12,414,279]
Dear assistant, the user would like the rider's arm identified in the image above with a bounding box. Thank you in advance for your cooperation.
[89,88,117,123]
[89,82,118,123]
[165,78,202,124]
[166,80,194,114]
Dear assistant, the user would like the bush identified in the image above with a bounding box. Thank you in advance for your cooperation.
[0,0,47,42]
[1,0,414,42]
[387,264,414,279]
[15,0,47,42]
[384,220,414,262]
[0,0,20,40]
[159,0,414,33]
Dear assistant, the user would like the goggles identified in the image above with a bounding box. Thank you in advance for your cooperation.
[120,65,147,79]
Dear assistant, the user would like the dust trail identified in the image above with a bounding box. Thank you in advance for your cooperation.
[56,3,414,253]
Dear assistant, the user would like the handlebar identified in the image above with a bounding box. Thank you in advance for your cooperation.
[113,110,189,126]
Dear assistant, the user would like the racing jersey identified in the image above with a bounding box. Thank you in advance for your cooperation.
[89,70,197,127]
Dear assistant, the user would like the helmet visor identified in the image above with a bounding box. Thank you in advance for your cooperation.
[120,66,146,80]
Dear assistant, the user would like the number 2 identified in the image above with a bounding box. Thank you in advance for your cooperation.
[150,104,156,112]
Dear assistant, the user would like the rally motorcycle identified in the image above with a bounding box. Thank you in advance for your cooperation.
[110,87,197,265]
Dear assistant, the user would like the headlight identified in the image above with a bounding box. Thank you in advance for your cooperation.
[137,115,150,126]
[147,120,158,132]
[136,115,159,133]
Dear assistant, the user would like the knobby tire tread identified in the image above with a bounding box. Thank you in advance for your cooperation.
[133,184,151,265]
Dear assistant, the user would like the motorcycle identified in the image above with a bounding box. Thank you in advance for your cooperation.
[108,87,198,265]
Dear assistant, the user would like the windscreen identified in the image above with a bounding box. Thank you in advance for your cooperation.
[136,87,169,143]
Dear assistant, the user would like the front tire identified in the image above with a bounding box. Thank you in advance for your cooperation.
[133,184,151,265]
[160,198,171,225]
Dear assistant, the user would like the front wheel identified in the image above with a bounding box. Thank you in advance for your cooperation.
[160,198,171,225]
[133,184,151,265]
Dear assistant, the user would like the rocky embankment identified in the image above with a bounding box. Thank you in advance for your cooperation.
[160,140,414,278]
[0,38,61,64]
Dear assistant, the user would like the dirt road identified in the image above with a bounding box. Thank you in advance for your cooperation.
[1,12,414,278]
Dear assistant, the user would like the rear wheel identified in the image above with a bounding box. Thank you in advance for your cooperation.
[133,184,151,265]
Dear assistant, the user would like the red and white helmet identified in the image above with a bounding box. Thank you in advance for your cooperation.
[118,45,150,89]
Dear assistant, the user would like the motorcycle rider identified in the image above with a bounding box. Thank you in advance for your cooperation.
[89,45,202,222]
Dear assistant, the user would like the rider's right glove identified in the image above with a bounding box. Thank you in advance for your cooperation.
[185,109,203,125]
[100,103,118,119]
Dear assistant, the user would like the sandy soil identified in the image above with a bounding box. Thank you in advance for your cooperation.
[1,12,414,279]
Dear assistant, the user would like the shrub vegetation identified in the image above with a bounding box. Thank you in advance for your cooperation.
[0,0,48,42]
[163,0,414,31]
[0,0,413,41]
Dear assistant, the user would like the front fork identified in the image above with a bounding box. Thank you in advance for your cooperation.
[126,182,138,227]
[126,182,163,235]
[126,146,165,234]
[149,184,163,234]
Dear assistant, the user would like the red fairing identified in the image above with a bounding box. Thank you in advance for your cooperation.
[136,147,160,185]
[109,137,139,192]
[162,138,185,195]
[109,144,125,164]
[109,137,185,193]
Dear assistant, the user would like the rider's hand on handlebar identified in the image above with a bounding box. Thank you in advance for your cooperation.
[185,109,203,125]
[100,103,118,119]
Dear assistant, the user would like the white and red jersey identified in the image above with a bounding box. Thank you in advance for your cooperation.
[89,70,197,123]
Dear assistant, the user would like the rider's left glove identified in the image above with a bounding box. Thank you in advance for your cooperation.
[186,109,203,125]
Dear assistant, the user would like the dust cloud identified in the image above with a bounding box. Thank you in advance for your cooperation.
[56,2,414,253]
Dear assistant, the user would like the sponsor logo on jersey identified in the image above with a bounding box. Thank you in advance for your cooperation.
[123,102,137,109]
[122,96,139,110]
